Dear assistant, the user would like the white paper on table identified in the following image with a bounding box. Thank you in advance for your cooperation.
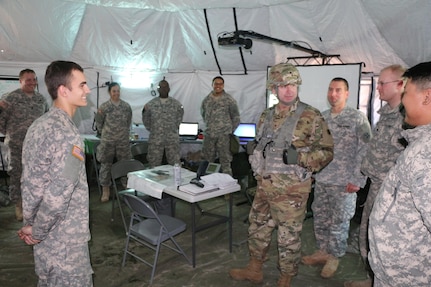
[178,183,219,195]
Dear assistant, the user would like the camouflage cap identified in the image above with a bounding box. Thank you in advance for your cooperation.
[267,63,302,89]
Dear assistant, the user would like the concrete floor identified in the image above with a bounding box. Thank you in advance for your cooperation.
[0,179,368,287]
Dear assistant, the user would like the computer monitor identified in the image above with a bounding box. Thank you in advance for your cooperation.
[234,123,256,145]
[179,122,199,139]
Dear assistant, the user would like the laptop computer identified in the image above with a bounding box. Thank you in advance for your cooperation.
[179,122,199,141]
[234,123,256,145]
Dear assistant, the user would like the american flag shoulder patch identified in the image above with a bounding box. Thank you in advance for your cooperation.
[72,145,85,161]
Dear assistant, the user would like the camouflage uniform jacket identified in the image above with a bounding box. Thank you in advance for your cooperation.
[96,99,132,143]
[200,91,240,136]
[142,97,183,141]
[369,124,431,286]
[314,106,371,187]
[21,107,90,244]
[361,104,405,182]
[251,100,334,182]
[0,88,49,145]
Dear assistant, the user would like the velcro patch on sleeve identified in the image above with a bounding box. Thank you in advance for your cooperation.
[72,145,84,161]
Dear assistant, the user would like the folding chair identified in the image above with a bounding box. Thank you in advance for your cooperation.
[111,159,147,233]
[122,194,191,285]
[91,141,102,196]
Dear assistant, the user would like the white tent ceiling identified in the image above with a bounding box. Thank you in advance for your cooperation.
[0,0,430,133]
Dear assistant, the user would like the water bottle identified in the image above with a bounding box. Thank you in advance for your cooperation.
[173,163,181,187]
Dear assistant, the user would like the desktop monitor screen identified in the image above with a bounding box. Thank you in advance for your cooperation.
[234,123,256,144]
[179,122,199,137]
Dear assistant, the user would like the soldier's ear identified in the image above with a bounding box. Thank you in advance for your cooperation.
[58,85,68,98]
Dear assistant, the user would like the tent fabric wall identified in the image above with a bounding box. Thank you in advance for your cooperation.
[1,0,430,134]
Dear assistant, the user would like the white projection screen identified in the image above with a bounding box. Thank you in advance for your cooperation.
[0,77,20,97]
[267,64,362,111]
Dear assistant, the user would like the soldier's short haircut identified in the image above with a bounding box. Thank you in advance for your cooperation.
[381,64,406,78]
[212,76,224,84]
[403,61,431,91]
[158,79,169,88]
[19,69,36,79]
[331,77,349,91]
[45,61,83,100]
[108,82,120,92]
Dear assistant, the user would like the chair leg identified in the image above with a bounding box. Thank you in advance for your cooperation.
[169,236,192,265]
[122,234,131,267]
[150,242,163,285]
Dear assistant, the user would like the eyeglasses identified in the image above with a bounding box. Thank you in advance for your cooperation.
[377,80,401,86]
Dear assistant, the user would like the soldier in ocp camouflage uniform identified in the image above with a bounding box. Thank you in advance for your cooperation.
[344,65,406,287]
[200,76,240,176]
[303,78,372,279]
[369,62,431,287]
[17,61,93,286]
[95,82,133,202]
[229,63,333,287]
[142,79,183,167]
[0,69,49,221]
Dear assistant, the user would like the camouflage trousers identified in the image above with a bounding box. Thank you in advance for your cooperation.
[312,182,357,257]
[359,178,383,260]
[6,144,23,203]
[97,140,132,186]
[147,137,180,167]
[248,175,311,276]
[202,133,232,176]
[34,240,93,287]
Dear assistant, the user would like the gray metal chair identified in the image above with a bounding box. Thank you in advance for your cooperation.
[122,194,191,285]
[91,141,102,196]
[111,159,147,233]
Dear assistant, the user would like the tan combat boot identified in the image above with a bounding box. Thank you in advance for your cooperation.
[101,186,110,203]
[302,250,330,265]
[229,257,263,284]
[344,278,372,287]
[15,198,23,221]
[321,255,339,278]
[277,273,293,287]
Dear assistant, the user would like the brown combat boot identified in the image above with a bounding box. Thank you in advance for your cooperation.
[344,278,372,287]
[321,255,339,278]
[277,273,293,287]
[15,199,23,221]
[229,257,263,284]
[302,250,330,265]
[101,186,110,203]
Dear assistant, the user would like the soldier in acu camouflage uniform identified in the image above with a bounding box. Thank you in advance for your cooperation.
[17,61,93,286]
[95,82,133,202]
[0,69,49,221]
[344,65,406,287]
[229,63,334,287]
[303,78,372,279]
[200,76,240,176]
[142,79,183,167]
[369,62,431,287]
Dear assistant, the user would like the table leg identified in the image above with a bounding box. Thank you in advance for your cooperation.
[191,202,196,268]
[229,193,233,253]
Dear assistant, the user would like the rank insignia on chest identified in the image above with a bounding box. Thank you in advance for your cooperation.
[72,145,85,161]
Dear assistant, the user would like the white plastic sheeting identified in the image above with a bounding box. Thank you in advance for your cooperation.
[0,0,430,134]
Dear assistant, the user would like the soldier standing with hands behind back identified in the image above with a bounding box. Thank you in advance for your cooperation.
[95,82,133,202]
[303,78,372,278]
[142,79,184,167]
[18,61,94,286]
[0,69,49,221]
[200,76,240,176]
